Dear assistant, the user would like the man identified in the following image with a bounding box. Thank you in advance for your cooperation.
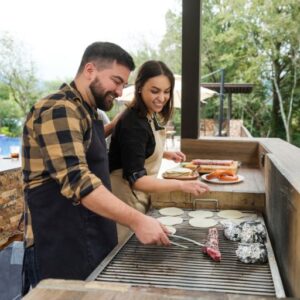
[22,42,170,291]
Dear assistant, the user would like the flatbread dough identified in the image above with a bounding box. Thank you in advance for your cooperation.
[165,225,176,235]
[157,216,183,226]
[159,207,184,216]
[217,210,244,219]
[188,210,214,218]
[189,217,218,228]
[241,213,257,219]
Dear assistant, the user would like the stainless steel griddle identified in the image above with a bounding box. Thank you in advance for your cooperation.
[87,209,285,298]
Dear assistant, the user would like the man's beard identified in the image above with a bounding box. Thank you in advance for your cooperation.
[90,77,116,111]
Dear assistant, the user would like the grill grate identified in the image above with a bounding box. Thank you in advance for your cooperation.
[89,209,285,297]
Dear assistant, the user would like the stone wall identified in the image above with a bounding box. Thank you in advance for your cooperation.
[0,168,24,249]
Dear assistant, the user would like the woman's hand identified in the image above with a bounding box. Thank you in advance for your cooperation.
[179,180,210,196]
[163,151,186,163]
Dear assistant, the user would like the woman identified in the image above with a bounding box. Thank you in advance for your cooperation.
[109,61,209,239]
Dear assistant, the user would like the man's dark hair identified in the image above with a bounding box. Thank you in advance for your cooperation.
[77,42,135,74]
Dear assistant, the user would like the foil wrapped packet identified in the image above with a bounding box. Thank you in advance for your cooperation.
[223,220,266,243]
[240,221,266,243]
[223,221,242,241]
[236,242,268,264]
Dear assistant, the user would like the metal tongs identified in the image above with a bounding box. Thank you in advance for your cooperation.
[169,234,205,249]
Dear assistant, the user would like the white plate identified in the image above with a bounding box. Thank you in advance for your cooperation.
[201,174,244,184]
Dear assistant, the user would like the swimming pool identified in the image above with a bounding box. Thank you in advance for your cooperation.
[0,135,21,156]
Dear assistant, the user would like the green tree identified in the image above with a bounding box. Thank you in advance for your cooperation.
[159,9,182,75]
[0,97,23,136]
[244,0,300,143]
[130,41,159,72]
[0,32,40,117]
[160,0,300,145]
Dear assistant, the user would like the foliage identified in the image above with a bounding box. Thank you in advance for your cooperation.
[41,80,66,95]
[0,83,9,100]
[238,0,300,143]
[0,32,41,117]
[171,108,182,135]
[0,96,23,136]
[154,0,300,146]
[1,3,299,145]
[0,83,24,137]
[129,41,159,82]
[158,9,182,75]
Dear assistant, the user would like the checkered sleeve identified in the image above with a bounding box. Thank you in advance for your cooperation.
[33,101,102,202]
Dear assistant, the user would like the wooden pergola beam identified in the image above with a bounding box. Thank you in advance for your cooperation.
[181,0,202,139]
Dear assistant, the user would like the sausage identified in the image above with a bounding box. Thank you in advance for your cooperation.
[206,169,236,180]
[202,227,221,261]
[192,159,233,166]
[218,173,239,182]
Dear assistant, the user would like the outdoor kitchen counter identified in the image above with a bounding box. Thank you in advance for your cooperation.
[0,157,21,173]
[180,137,300,297]
[0,157,23,249]
[154,165,265,212]
[24,279,279,300]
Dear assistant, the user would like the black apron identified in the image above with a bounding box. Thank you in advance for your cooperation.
[25,119,117,280]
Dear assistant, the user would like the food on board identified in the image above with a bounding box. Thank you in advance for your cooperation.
[182,159,239,174]
[162,167,198,180]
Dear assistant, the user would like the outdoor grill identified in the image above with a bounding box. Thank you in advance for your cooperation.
[87,209,285,298]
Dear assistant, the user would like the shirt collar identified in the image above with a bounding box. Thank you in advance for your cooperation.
[60,81,99,120]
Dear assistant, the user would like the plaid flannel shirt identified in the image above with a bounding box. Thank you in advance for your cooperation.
[22,82,103,247]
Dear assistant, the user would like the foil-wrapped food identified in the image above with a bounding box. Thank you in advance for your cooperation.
[223,220,268,264]
[240,221,266,243]
[223,220,266,243]
[236,243,268,264]
[223,222,242,241]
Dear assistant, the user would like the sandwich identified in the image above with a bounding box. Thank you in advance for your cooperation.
[163,167,194,178]
[182,159,238,174]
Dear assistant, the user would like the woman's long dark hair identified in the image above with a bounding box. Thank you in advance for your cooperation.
[129,60,174,125]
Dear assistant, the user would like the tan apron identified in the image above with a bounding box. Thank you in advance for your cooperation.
[110,118,165,242]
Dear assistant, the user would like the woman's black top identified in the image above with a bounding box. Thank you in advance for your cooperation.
[109,108,156,184]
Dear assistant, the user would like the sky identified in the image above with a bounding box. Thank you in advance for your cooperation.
[0,0,178,81]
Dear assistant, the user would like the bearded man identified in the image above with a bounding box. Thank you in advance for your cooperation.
[21,42,170,294]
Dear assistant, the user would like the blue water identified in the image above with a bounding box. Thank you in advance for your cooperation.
[0,135,21,156]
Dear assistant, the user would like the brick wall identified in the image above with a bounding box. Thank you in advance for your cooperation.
[0,168,24,249]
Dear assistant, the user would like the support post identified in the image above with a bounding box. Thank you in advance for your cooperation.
[218,68,225,136]
[181,0,202,139]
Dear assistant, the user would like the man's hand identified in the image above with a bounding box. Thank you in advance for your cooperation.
[81,185,171,247]
[163,151,186,163]
[130,214,171,246]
